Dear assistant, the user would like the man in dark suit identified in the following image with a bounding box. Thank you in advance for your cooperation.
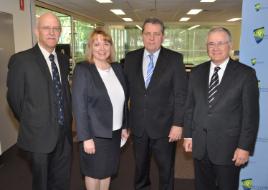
[183,27,259,190]
[124,18,188,190]
[7,13,72,190]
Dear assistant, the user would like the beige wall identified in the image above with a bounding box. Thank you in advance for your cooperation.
[225,24,241,51]
[0,0,35,154]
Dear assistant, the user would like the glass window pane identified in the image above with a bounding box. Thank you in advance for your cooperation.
[109,25,210,66]
[74,20,94,63]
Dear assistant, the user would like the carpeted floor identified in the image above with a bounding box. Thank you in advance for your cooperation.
[0,139,195,190]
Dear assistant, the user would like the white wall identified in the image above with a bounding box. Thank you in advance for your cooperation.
[0,0,34,52]
[0,0,35,154]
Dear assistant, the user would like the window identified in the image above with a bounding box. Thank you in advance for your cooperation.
[35,6,97,76]
[73,20,95,63]
[109,25,210,65]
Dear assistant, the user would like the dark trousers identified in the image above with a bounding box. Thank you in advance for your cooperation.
[194,154,241,190]
[30,130,72,190]
[133,132,176,190]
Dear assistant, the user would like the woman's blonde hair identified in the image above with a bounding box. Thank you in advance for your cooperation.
[86,29,115,64]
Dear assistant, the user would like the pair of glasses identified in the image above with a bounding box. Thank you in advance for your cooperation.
[207,41,229,48]
[40,26,61,33]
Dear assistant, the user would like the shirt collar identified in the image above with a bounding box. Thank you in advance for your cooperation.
[210,57,229,70]
[38,43,56,59]
[144,48,161,59]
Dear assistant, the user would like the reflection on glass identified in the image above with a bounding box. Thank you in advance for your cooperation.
[109,25,210,65]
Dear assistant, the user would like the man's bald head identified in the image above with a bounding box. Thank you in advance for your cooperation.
[35,12,61,53]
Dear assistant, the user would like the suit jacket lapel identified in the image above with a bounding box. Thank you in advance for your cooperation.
[135,48,147,90]
[200,62,211,107]
[56,52,70,102]
[210,59,237,108]
[33,44,53,85]
[89,64,112,103]
[56,52,67,86]
[33,45,56,116]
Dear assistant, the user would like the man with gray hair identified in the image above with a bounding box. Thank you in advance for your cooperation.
[183,27,259,190]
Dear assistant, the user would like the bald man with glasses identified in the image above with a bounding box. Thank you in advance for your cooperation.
[7,13,72,190]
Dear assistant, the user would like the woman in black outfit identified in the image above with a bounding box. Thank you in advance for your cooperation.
[72,29,129,190]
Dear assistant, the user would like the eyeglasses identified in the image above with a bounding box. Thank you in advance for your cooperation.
[207,41,229,48]
[40,26,61,33]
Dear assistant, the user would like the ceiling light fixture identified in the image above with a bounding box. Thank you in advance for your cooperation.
[88,25,95,28]
[96,0,113,3]
[187,9,203,15]
[200,0,216,2]
[136,25,142,30]
[179,17,190,22]
[110,9,126,15]
[227,18,242,22]
[188,25,200,30]
[122,18,133,22]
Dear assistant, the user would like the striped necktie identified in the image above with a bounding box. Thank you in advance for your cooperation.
[208,66,221,108]
[145,54,154,88]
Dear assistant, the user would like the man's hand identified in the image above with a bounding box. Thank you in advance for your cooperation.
[168,126,182,142]
[183,138,192,152]
[232,148,250,166]
[121,129,129,140]
[83,139,95,154]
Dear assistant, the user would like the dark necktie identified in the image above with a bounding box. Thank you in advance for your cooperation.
[208,66,221,108]
[145,54,154,88]
[49,54,64,125]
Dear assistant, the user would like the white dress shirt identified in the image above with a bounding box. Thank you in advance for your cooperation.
[38,43,62,81]
[142,49,160,82]
[209,58,229,85]
[97,67,125,131]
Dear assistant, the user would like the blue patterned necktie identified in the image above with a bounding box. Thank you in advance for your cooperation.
[145,54,154,88]
[208,66,221,108]
[49,54,64,125]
